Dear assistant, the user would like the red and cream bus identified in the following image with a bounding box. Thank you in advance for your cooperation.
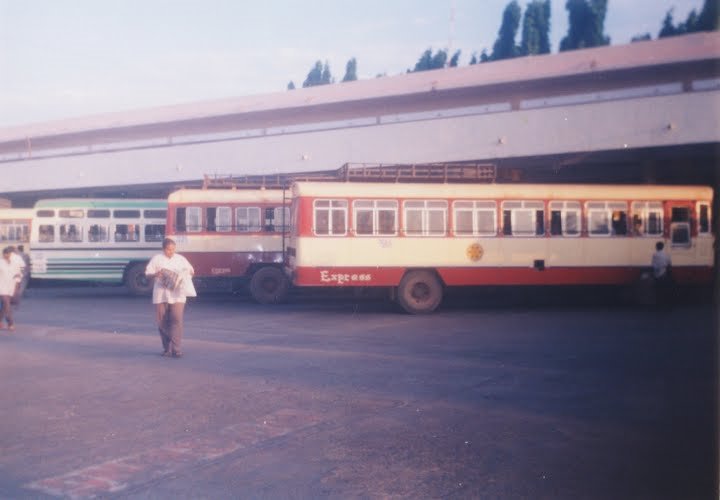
[166,188,291,303]
[285,181,714,313]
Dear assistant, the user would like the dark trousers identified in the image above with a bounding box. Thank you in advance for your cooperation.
[155,302,185,354]
[0,295,14,327]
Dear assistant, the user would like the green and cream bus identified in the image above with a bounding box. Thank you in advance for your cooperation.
[29,199,167,294]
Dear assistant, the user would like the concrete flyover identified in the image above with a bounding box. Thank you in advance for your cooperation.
[0,32,718,204]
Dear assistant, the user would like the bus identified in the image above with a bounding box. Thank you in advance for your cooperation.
[29,199,167,294]
[0,208,33,247]
[285,181,714,313]
[0,208,33,294]
[167,188,290,303]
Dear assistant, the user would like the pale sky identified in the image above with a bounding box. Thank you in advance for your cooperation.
[0,0,702,127]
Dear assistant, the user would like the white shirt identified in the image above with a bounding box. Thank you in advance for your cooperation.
[651,250,672,279]
[10,253,25,283]
[145,253,195,304]
[0,258,18,296]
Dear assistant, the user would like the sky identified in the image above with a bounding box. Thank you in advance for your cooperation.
[0,0,703,127]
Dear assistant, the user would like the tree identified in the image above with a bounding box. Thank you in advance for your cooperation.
[559,0,610,52]
[341,57,358,82]
[469,52,478,65]
[410,48,448,72]
[321,61,333,84]
[520,0,551,56]
[480,49,491,63]
[449,50,461,67]
[659,0,719,38]
[659,9,679,38]
[302,60,333,87]
[696,0,719,31]
[490,0,522,60]
[302,61,324,87]
[287,81,296,90]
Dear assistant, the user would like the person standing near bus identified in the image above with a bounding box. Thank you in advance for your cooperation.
[8,246,28,305]
[0,247,20,331]
[145,237,195,358]
[651,241,673,305]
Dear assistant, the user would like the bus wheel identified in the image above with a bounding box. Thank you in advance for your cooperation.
[250,267,289,304]
[397,270,443,314]
[125,263,153,295]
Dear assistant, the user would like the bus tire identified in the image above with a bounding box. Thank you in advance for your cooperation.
[397,270,443,314]
[249,266,289,304]
[125,262,153,295]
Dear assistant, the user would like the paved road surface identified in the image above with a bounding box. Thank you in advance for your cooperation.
[0,286,716,499]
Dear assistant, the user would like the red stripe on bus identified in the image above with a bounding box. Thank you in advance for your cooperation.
[292,266,713,287]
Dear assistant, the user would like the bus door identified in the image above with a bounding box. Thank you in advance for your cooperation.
[667,202,695,265]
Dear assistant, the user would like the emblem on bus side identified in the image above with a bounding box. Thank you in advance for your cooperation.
[466,243,484,262]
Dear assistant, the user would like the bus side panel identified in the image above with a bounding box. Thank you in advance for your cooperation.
[184,250,284,278]
[293,266,405,287]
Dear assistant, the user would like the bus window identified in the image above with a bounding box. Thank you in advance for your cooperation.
[354,201,373,235]
[145,224,165,242]
[59,209,84,218]
[265,206,290,232]
[183,207,201,232]
[403,200,446,236]
[144,209,167,219]
[236,207,261,232]
[60,224,83,242]
[265,207,290,232]
[502,201,543,236]
[631,202,663,236]
[549,201,580,236]
[36,210,54,218]
[354,200,397,236]
[611,209,628,236]
[671,207,691,247]
[377,201,397,235]
[87,209,110,218]
[114,210,141,219]
[175,207,187,232]
[698,203,711,235]
[314,200,347,236]
[39,225,55,242]
[216,207,232,232]
[115,224,139,242]
[587,202,627,237]
[453,201,496,236]
[207,207,232,232]
[88,224,109,242]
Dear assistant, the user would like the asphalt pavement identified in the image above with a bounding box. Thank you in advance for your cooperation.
[0,285,717,499]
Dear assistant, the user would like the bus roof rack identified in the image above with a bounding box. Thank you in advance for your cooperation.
[199,162,497,189]
[201,173,294,190]
[333,162,497,183]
